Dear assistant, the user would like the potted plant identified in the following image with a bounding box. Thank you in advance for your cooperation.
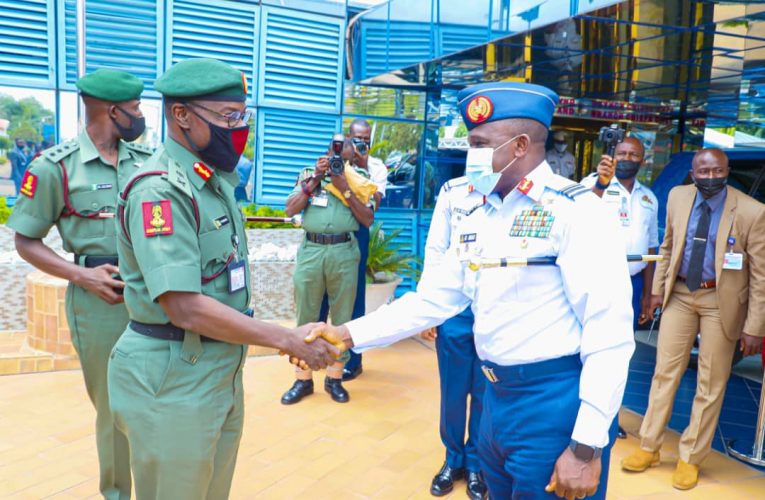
[365,222,419,312]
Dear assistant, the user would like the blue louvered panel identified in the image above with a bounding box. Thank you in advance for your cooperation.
[374,209,418,293]
[62,0,160,89]
[0,0,54,86]
[438,24,489,58]
[259,7,344,113]
[169,0,258,102]
[360,21,433,81]
[256,109,341,205]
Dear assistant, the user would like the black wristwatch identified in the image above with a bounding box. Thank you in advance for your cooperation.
[569,440,602,462]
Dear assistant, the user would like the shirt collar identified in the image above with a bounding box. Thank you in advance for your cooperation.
[484,161,552,211]
[164,137,214,191]
[693,184,727,211]
[78,129,130,165]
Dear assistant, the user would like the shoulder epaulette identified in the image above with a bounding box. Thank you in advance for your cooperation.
[443,176,469,192]
[125,142,154,156]
[558,181,590,200]
[167,159,193,199]
[40,140,79,163]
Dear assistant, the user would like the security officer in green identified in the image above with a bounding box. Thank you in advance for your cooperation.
[7,69,151,500]
[281,138,375,405]
[107,58,340,500]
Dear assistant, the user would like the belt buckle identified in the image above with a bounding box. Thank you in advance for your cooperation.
[481,365,499,383]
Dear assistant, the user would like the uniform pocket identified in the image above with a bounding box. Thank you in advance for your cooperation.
[68,190,113,237]
[142,341,174,397]
[199,229,234,292]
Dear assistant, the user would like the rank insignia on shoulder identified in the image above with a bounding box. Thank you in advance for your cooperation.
[459,233,477,244]
[142,200,174,237]
[193,162,213,181]
[19,171,38,198]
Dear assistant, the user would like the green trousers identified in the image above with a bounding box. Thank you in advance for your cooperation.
[65,283,131,500]
[293,238,360,364]
[108,328,247,500]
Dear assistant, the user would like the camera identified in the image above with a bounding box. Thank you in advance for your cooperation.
[598,123,626,156]
[351,137,369,156]
[328,133,345,176]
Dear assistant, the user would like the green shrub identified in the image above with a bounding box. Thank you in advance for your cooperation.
[241,203,294,229]
[0,197,12,224]
[366,222,419,284]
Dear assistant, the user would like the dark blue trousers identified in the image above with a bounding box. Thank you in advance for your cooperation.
[436,309,484,472]
[630,272,643,332]
[319,225,368,371]
[478,356,617,500]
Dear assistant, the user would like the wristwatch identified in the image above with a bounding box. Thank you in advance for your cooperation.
[569,440,602,462]
[343,189,352,199]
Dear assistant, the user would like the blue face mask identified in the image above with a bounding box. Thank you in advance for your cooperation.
[465,135,524,196]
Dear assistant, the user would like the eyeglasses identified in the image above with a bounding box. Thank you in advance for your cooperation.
[188,102,253,128]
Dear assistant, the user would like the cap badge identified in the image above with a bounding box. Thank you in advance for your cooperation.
[466,96,494,124]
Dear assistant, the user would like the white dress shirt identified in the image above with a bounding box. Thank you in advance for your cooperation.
[425,177,485,266]
[581,174,659,276]
[367,156,388,198]
[348,162,635,448]
[546,148,576,178]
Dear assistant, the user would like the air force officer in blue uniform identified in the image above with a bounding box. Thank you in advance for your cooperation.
[424,178,487,499]
[314,82,635,499]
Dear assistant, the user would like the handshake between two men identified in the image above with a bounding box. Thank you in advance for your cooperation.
[280,323,351,370]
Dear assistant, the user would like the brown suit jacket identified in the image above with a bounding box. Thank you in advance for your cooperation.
[652,184,765,341]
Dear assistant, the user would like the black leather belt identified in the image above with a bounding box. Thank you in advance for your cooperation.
[74,254,118,268]
[130,321,221,343]
[305,232,351,244]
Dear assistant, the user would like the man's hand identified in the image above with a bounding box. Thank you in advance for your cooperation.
[314,156,329,178]
[740,333,763,357]
[74,264,124,305]
[638,294,653,325]
[284,324,350,370]
[281,322,341,370]
[596,155,615,185]
[330,171,350,192]
[420,327,437,341]
[643,294,663,322]
[545,447,601,500]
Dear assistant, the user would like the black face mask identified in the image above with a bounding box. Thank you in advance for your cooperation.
[185,110,249,173]
[112,105,146,142]
[692,175,727,198]
[615,160,641,179]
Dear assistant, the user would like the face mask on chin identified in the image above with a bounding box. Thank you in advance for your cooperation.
[692,175,727,198]
[112,105,146,142]
[184,108,249,173]
[464,135,524,196]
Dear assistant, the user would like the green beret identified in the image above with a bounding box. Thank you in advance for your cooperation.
[155,58,247,102]
[75,69,144,102]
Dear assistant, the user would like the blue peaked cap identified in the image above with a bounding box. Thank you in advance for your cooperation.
[457,82,559,130]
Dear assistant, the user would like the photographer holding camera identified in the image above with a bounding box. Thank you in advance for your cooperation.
[282,136,376,404]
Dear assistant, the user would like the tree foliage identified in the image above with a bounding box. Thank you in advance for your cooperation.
[0,94,55,143]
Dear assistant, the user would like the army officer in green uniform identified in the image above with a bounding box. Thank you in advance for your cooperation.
[281,138,375,405]
[107,58,341,500]
[7,69,151,500]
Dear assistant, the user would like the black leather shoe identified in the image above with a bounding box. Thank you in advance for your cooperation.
[342,364,363,381]
[324,377,349,403]
[430,462,464,496]
[280,380,313,405]
[617,426,627,439]
[466,471,488,500]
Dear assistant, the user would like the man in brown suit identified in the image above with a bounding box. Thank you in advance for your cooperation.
[621,148,765,489]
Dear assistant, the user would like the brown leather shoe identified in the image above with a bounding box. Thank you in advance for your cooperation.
[621,449,660,472]
[672,459,699,490]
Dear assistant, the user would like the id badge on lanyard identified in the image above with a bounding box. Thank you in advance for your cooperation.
[228,233,247,293]
[722,236,743,270]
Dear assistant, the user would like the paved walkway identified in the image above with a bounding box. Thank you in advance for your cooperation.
[0,339,763,499]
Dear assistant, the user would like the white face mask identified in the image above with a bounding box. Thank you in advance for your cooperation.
[554,142,567,153]
[465,135,524,196]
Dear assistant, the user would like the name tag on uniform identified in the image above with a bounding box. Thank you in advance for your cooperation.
[93,183,113,190]
[213,215,230,229]
[311,190,329,207]
[723,252,743,270]
[459,233,477,243]
[228,259,246,293]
